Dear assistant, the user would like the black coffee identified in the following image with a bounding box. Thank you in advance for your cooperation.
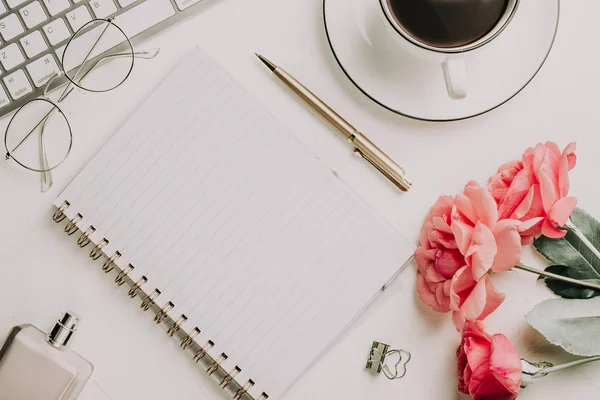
[386,0,510,48]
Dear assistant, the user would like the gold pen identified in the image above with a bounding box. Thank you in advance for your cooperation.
[256,54,411,192]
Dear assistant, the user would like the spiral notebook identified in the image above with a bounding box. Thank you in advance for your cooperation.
[52,49,413,399]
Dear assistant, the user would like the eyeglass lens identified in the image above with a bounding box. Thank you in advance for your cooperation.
[62,19,134,93]
[4,98,71,173]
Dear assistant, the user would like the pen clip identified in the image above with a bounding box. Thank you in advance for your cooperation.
[354,149,408,192]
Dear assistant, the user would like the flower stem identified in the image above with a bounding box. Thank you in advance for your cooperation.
[539,356,600,375]
[565,219,600,261]
[515,263,600,291]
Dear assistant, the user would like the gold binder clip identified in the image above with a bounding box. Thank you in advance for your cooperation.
[258,393,269,400]
[128,276,147,298]
[53,201,70,223]
[167,314,188,337]
[181,327,201,350]
[365,341,411,380]
[233,379,254,400]
[193,340,214,363]
[220,366,241,388]
[89,239,108,260]
[154,301,174,324]
[77,226,96,248]
[102,251,121,273]
[207,353,228,376]
[141,289,161,311]
[115,264,134,286]
[64,213,82,235]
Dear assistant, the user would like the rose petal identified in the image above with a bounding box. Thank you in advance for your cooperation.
[463,181,499,229]
[417,272,450,313]
[450,266,475,311]
[451,274,487,330]
[489,334,522,394]
[510,185,534,220]
[451,216,473,256]
[464,336,493,394]
[479,276,505,321]
[538,159,559,212]
[541,218,568,239]
[558,151,570,198]
[470,374,519,400]
[465,222,497,280]
[548,196,577,227]
[491,220,522,273]
[563,142,577,170]
[455,192,478,225]
[435,249,465,278]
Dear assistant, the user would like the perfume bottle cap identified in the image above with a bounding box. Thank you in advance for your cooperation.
[47,311,81,348]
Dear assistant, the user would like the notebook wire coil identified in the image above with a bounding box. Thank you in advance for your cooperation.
[115,264,134,286]
[90,239,109,260]
[181,327,201,350]
[168,314,188,337]
[77,226,96,248]
[141,289,161,311]
[64,213,82,235]
[154,301,174,324]
[193,340,214,363]
[207,353,228,376]
[128,276,147,298]
[53,201,70,223]
[102,251,121,273]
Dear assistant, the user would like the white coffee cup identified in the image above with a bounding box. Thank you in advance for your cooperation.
[377,0,519,99]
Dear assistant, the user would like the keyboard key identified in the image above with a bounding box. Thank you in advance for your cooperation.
[41,0,70,16]
[90,0,117,18]
[117,0,137,7]
[66,5,92,32]
[19,1,47,29]
[58,0,174,68]
[0,2,7,15]
[0,84,10,109]
[6,0,27,9]
[43,17,69,45]
[3,69,32,100]
[26,52,59,87]
[0,13,24,41]
[20,30,47,58]
[174,0,202,11]
[0,42,24,70]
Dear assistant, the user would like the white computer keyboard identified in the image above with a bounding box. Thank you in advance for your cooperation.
[0,0,210,117]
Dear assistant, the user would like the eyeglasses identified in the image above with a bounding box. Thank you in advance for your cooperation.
[4,17,159,192]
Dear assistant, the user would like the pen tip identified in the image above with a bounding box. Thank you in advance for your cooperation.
[255,53,277,72]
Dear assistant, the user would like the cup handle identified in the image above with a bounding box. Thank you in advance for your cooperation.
[442,59,468,100]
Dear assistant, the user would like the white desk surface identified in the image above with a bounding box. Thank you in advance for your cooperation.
[1,0,600,399]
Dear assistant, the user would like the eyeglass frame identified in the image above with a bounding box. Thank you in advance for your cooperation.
[3,17,156,183]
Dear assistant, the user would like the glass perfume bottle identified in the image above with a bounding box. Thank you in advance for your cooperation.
[0,311,94,400]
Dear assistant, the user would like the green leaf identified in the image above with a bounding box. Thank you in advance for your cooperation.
[542,266,600,299]
[534,208,600,298]
[527,297,600,356]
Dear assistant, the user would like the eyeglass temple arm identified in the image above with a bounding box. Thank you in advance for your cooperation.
[54,48,160,102]
[39,115,53,192]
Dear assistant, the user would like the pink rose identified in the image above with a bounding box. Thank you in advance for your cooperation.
[457,321,522,400]
[451,181,523,280]
[415,195,462,313]
[415,183,519,329]
[488,142,577,242]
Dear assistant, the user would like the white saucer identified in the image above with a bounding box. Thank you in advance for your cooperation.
[323,0,559,121]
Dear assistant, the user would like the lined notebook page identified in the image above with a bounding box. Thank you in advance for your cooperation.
[55,49,413,399]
